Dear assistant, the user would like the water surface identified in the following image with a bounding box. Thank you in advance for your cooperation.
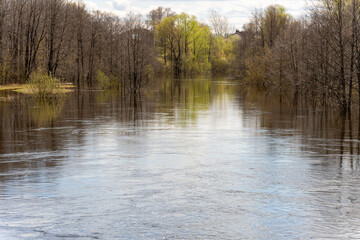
[0,77,360,239]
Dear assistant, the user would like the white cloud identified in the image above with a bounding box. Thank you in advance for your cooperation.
[88,0,307,28]
[112,0,130,11]
[84,0,98,11]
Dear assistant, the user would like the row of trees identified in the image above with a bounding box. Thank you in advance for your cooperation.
[0,1,236,90]
[0,0,158,91]
[236,1,360,113]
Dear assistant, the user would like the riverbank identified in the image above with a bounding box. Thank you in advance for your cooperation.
[0,83,76,94]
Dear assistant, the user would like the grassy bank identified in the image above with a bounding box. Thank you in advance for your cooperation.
[0,84,25,91]
[0,83,75,94]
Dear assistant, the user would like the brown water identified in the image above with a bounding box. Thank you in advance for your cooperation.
[0,77,359,239]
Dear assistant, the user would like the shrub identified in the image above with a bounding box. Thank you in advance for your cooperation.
[96,70,120,90]
[28,71,63,98]
[211,57,229,74]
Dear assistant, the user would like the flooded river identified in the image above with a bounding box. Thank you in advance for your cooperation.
[0,77,360,239]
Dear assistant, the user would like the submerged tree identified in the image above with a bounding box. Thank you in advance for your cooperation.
[235,1,360,113]
[122,13,156,92]
[0,0,159,92]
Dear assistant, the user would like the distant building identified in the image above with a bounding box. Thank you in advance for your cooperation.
[230,29,246,40]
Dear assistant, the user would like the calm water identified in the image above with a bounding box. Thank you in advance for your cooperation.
[0,77,360,239]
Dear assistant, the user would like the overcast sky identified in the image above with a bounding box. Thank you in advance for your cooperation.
[84,0,308,29]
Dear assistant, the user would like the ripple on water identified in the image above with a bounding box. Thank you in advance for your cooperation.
[1,78,360,239]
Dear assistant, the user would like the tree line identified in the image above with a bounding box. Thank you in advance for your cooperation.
[0,1,235,92]
[3,0,360,113]
[0,0,159,92]
[235,0,360,113]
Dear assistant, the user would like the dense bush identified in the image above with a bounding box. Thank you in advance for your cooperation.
[28,71,63,98]
[96,71,120,90]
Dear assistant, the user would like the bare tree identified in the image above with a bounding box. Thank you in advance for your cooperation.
[209,11,230,37]
[147,7,174,30]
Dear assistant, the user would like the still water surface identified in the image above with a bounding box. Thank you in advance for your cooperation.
[0,77,360,239]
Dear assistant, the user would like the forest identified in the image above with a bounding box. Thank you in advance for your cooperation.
[0,1,234,92]
[236,0,360,114]
[0,0,360,113]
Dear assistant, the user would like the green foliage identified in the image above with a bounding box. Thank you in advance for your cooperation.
[244,56,267,89]
[190,25,212,72]
[263,4,289,47]
[155,13,212,75]
[211,57,230,73]
[154,11,237,75]
[96,70,120,90]
[28,71,63,98]
[210,36,235,73]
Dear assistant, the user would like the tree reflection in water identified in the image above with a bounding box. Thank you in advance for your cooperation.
[0,77,360,239]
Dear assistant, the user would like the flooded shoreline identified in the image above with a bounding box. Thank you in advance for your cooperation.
[0,77,360,239]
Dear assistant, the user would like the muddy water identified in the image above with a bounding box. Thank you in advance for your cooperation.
[0,78,359,239]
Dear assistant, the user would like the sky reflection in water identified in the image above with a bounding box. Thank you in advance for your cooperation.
[0,77,360,239]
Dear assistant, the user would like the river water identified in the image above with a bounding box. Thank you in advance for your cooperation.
[0,77,360,239]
